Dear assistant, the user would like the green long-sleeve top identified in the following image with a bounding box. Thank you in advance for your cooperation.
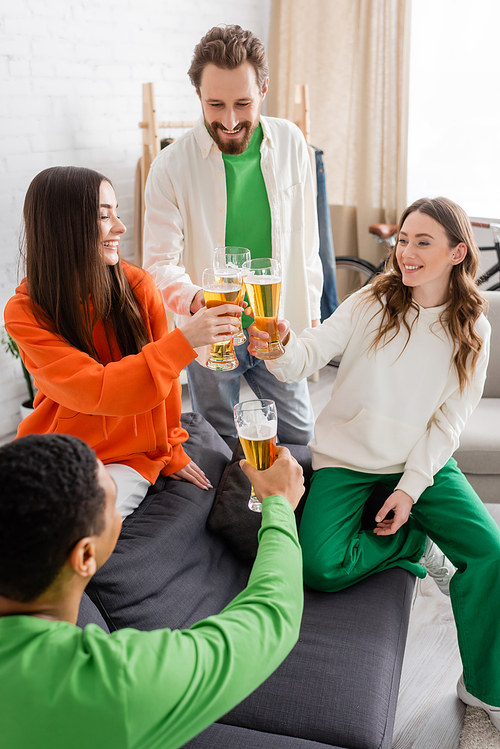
[0,495,303,749]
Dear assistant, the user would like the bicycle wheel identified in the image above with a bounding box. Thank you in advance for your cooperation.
[328,257,379,368]
[335,256,379,303]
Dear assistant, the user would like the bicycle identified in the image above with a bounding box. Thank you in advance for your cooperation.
[472,221,500,290]
[329,225,397,367]
[334,224,396,301]
[334,221,500,302]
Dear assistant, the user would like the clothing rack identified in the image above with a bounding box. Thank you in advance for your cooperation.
[293,84,320,382]
[135,83,195,356]
[293,84,311,144]
[135,82,195,265]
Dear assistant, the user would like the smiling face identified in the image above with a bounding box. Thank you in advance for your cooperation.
[99,180,126,266]
[396,210,466,307]
[198,62,268,155]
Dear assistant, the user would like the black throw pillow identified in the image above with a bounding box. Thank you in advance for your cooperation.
[207,440,261,561]
[207,440,315,561]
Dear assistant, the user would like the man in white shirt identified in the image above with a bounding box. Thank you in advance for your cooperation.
[143,24,323,445]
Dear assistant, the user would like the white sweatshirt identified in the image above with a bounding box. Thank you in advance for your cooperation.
[266,290,491,501]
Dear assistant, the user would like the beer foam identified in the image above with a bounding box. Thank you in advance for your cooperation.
[203,283,242,293]
[237,422,277,441]
[216,267,240,277]
[244,274,281,285]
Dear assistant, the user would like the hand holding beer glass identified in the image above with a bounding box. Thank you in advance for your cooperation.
[202,268,243,371]
[213,246,250,346]
[233,399,277,512]
[242,258,285,360]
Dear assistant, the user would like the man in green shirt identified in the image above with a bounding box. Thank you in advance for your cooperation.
[144,25,323,446]
[0,434,304,749]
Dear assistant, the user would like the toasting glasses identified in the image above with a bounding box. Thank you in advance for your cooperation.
[233,399,277,512]
[241,258,285,360]
[202,267,243,371]
[212,246,251,346]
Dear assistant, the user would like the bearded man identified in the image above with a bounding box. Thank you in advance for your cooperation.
[143,24,323,445]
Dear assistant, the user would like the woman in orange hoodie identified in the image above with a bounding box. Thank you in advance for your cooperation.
[4,166,241,518]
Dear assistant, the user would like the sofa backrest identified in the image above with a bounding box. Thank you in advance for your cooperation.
[482,291,500,398]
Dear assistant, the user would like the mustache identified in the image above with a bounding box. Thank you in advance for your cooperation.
[211,121,252,133]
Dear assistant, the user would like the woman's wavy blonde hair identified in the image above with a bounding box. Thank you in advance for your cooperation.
[363,197,485,393]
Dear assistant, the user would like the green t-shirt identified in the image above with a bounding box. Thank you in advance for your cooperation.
[223,123,272,327]
[0,496,303,749]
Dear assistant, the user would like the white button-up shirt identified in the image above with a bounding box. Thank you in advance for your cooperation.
[143,115,323,336]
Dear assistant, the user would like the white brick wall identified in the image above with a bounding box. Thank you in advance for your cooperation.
[0,0,271,439]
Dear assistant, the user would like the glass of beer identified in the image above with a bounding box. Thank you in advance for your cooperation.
[212,246,251,346]
[202,267,243,371]
[233,399,278,512]
[242,258,285,360]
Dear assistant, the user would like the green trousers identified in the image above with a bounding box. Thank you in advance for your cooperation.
[299,458,500,706]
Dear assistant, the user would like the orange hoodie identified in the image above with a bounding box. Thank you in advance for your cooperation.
[4,262,198,483]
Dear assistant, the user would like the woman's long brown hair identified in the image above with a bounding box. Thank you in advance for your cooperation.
[22,166,151,360]
[362,197,485,393]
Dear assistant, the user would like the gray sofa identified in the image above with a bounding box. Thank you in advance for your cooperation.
[454,290,500,503]
[78,412,415,749]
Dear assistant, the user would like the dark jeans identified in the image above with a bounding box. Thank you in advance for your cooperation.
[315,148,338,321]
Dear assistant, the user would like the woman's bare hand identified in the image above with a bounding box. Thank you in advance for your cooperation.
[247,320,290,356]
[373,490,413,536]
[179,304,242,349]
[170,460,213,490]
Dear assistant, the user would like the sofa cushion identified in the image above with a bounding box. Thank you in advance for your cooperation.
[184,722,343,748]
[454,399,500,474]
[77,592,110,632]
[482,291,500,398]
[216,569,414,749]
[206,439,262,561]
[207,440,314,561]
[460,473,499,505]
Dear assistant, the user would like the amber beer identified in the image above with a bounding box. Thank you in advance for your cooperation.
[233,398,278,512]
[212,247,251,346]
[244,275,285,360]
[202,268,242,371]
[238,423,277,471]
[203,284,241,307]
[203,284,241,370]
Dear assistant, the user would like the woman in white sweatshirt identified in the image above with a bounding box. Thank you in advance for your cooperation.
[248,196,500,731]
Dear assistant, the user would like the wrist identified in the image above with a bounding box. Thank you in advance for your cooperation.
[190,289,203,315]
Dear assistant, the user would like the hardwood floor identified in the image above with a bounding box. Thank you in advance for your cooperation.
[393,574,464,748]
[395,503,500,749]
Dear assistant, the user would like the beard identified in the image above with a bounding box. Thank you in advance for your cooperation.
[205,119,256,155]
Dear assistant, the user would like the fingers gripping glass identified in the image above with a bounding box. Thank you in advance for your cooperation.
[241,258,285,360]
[234,399,277,513]
[202,267,243,371]
[212,247,251,346]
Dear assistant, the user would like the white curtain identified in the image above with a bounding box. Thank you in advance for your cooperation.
[267,0,411,263]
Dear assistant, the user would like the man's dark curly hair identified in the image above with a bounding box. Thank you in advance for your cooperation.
[188,24,269,93]
[0,434,106,602]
